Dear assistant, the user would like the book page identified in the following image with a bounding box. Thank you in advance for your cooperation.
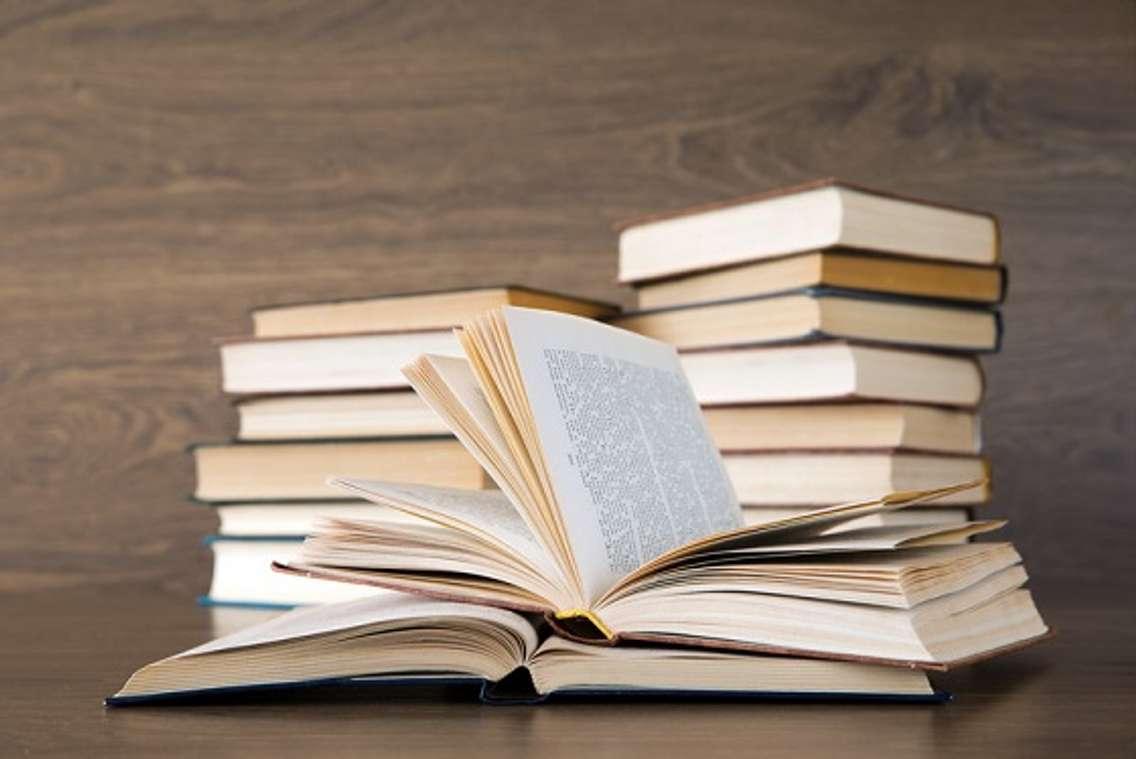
[646,520,1005,561]
[182,594,538,659]
[597,480,985,603]
[329,479,560,579]
[502,307,742,602]
[415,355,519,488]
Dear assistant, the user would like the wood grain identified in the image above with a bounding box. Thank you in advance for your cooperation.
[2,580,1134,756]
[0,2,1132,593]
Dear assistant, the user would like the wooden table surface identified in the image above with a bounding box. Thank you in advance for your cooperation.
[2,578,1132,757]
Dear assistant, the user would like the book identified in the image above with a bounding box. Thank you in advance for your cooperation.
[220,330,464,394]
[617,179,1000,283]
[203,536,387,608]
[209,499,968,539]
[210,500,427,537]
[613,289,1001,353]
[110,595,944,705]
[633,251,1006,309]
[280,307,1047,668]
[191,438,490,501]
[682,341,984,407]
[251,286,618,338]
[724,453,989,506]
[235,391,450,440]
[703,403,980,454]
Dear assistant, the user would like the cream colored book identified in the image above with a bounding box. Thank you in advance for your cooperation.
[191,438,491,501]
[618,179,999,283]
[633,251,1006,309]
[681,341,984,407]
[612,290,1001,353]
[203,537,390,608]
[252,286,617,338]
[110,595,941,705]
[219,330,464,394]
[724,452,990,506]
[703,403,981,454]
[279,307,1047,669]
[224,288,617,394]
[236,392,450,440]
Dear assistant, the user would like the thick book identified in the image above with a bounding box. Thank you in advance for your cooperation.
[618,179,1000,283]
[633,251,1007,309]
[235,391,450,440]
[220,330,463,395]
[251,286,618,338]
[279,307,1048,669]
[724,452,989,506]
[191,438,490,501]
[202,536,387,608]
[612,288,1002,353]
[703,403,981,454]
[681,341,985,408]
[224,288,617,394]
[109,595,944,705]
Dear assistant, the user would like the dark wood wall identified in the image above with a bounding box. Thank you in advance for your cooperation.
[2,1,1132,596]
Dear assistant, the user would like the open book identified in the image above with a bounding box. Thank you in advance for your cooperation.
[109,595,943,704]
[280,307,1048,669]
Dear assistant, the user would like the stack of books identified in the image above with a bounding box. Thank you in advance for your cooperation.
[113,306,1048,706]
[612,179,1005,531]
[192,286,616,608]
[108,179,1050,707]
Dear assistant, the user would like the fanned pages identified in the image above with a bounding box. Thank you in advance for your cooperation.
[280,306,1049,670]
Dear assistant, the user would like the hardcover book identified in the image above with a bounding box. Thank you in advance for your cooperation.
[110,595,944,705]
[223,288,617,395]
[191,438,490,501]
[279,307,1047,668]
[632,251,1006,309]
[252,286,618,338]
[723,452,990,506]
[680,340,985,408]
[702,403,981,454]
[612,288,1002,353]
[235,391,451,440]
[220,330,464,394]
[617,179,1000,283]
[202,536,387,608]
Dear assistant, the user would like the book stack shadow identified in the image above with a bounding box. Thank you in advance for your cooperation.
[615,179,1006,530]
[192,287,616,608]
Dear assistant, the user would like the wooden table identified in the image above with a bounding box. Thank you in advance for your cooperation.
[3,578,1132,757]
[2,2,1133,756]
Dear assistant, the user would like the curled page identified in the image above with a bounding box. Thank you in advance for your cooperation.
[328,479,560,582]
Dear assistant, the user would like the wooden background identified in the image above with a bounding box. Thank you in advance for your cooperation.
[1,0,1133,600]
